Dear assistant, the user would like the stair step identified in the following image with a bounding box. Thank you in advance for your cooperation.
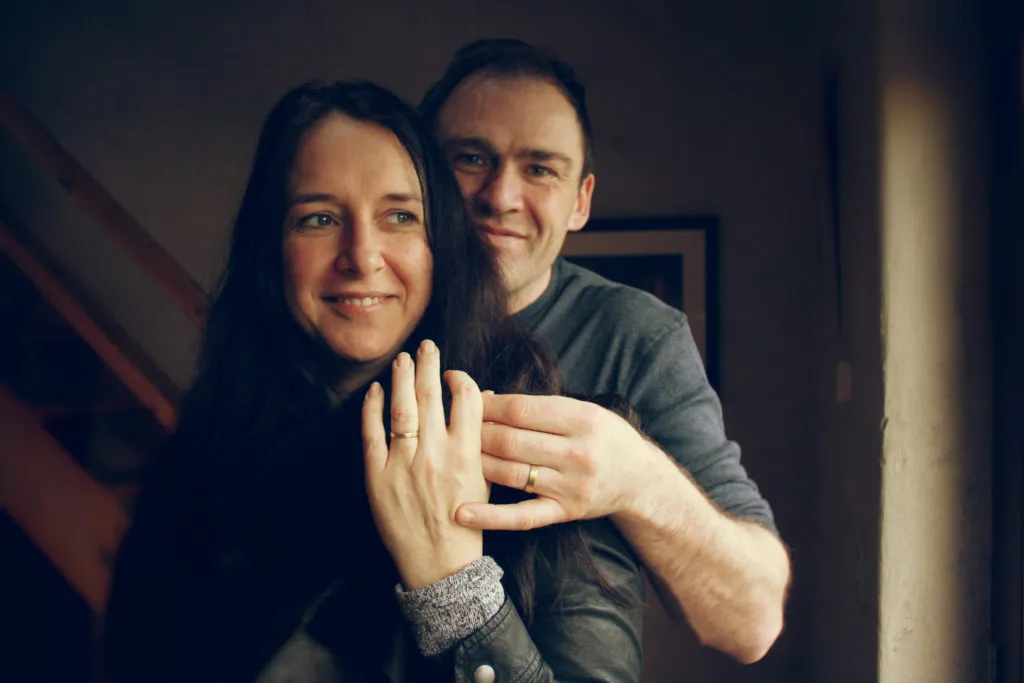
[41,407,166,480]
[0,255,78,342]
[0,336,133,404]
[0,510,96,682]
[34,397,142,420]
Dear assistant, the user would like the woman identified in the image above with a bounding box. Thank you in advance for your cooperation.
[104,80,643,683]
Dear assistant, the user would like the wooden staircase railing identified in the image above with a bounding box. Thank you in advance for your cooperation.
[0,384,127,614]
[0,90,209,327]
[0,216,181,430]
[0,91,204,616]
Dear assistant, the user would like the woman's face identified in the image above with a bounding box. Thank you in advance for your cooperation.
[283,114,433,366]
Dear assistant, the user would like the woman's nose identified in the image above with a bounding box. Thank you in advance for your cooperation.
[335,219,384,274]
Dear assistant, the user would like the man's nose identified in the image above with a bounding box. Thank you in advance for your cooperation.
[473,163,524,216]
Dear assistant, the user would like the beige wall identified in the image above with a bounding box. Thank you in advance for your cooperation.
[807,1,996,681]
[876,0,992,679]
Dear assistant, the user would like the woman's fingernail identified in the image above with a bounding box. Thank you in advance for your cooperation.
[395,352,411,368]
[366,382,381,399]
[482,389,495,397]
[421,339,436,354]
[459,509,475,524]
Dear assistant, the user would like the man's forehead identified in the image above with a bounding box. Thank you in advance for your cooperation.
[436,74,584,160]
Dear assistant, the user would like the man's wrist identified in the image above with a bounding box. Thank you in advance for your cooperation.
[614,439,726,540]
[615,439,684,524]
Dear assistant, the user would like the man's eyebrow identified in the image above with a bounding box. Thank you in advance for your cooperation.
[442,137,496,155]
[518,148,572,166]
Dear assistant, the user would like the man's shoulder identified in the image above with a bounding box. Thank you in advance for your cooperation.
[551,259,687,336]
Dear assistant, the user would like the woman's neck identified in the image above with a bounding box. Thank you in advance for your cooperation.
[328,355,392,406]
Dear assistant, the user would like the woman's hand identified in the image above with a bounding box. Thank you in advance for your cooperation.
[362,339,488,590]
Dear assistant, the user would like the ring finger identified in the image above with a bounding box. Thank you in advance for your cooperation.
[481,454,554,496]
[389,352,419,458]
[480,423,566,470]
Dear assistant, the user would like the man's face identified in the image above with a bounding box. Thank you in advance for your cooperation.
[436,75,595,313]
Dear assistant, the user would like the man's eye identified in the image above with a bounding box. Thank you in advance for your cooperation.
[527,165,555,177]
[297,213,335,229]
[453,153,487,170]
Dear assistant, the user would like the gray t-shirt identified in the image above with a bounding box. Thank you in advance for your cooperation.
[515,258,775,530]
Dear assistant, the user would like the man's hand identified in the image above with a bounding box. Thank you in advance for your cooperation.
[457,393,789,663]
[454,393,660,531]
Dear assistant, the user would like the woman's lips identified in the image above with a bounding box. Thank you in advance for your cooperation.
[325,294,392,316]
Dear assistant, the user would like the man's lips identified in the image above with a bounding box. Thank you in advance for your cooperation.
[479,226,527,240]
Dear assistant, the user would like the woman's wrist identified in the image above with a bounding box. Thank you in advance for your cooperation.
[397,547,484,591]
[395,556,505,656]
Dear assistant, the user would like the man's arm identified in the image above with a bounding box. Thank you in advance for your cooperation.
[613,436,790,663]
[456,394,789,663]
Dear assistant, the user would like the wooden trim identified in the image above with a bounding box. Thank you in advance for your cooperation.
[0,90,209,326]
[0,216,181,430]
[0,384,124,614]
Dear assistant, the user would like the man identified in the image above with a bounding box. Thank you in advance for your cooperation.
[419,39,790,664]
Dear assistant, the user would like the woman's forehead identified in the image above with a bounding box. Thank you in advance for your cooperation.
[289,114,422,200]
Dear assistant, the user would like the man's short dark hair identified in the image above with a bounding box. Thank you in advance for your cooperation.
[420,38,595,181]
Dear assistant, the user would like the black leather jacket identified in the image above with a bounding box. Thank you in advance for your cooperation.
[106,408,644,683]
[435,519,644,682]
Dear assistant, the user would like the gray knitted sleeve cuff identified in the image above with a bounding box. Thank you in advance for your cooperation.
[394,556,505,656]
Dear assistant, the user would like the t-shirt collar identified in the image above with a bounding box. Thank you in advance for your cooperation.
[513,258,565,329]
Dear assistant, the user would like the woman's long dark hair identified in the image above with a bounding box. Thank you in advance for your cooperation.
[169,80,605,624]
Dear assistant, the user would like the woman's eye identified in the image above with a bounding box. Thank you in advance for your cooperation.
[386,211,419,225]
[297,213,335,229]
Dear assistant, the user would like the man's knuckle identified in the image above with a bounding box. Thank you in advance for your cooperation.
[566,444,593,469]
[502,429,521,454]
[499,462,519,487]
[514,515,534,531]
[509,396,530,421]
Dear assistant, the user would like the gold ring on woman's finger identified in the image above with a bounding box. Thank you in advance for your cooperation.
[523,464,540,494]
[389,431,419,440]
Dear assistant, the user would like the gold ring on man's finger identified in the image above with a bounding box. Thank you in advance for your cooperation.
[523,464,540,494]
[389,431,419,440]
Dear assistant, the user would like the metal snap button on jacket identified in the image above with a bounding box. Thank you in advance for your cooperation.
[473,664,496,683]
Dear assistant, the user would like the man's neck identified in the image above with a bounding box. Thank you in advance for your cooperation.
[507,268,554,315]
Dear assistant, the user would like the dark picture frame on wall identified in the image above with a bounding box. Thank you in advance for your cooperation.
[559,216,720,388]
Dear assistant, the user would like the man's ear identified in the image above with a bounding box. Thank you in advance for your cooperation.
[568,173,595,233]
